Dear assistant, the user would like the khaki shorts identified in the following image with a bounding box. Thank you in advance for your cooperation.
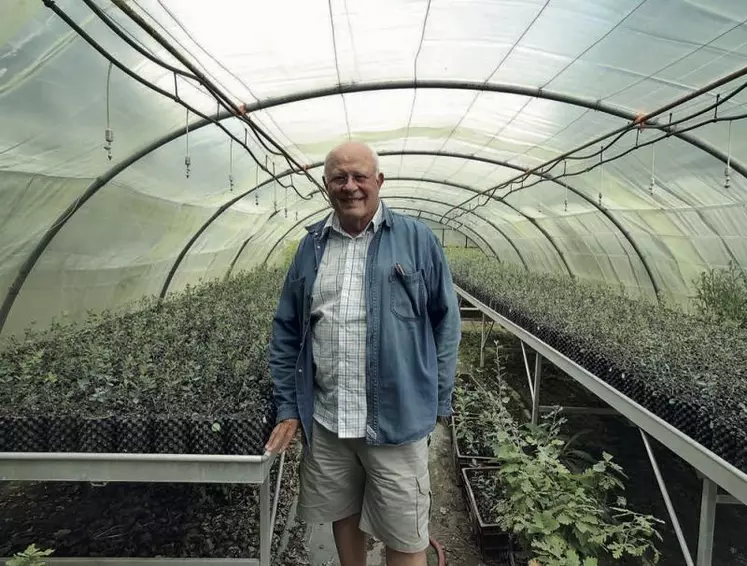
[298,420,432,553]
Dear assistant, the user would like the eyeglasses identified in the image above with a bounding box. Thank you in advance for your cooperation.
[327,172,373,188]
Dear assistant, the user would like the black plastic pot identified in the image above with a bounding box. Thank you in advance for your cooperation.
[116,414,153,453]
[734,420,747,473]
[153,415,189,454]
[47,414,81,452]
[4,415,47,452]
[711,414,747,473]
[0,417,7,452]
[639,379,667,421]
[671,397,700,442]
[190,415,225,454]
[80,415,115,453]
[224,408,274,455]
[695,404,715,452]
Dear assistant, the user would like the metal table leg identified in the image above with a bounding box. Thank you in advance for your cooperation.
[480,312,486,368]
[531,353,542,425]
[697,478,718,566]
[641,431,694,566]
[259,472,271,566]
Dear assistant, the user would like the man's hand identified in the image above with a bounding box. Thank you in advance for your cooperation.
[265,418,300,453]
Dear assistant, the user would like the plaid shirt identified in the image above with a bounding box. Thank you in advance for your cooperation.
[310,203,383,438]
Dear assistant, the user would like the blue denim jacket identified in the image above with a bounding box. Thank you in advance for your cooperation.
[269,202,461,447]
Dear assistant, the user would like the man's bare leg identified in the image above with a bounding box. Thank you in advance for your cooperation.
[386,547,427,566]
[333,513,367,566]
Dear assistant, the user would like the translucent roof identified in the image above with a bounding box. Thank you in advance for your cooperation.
[2,0,747,334]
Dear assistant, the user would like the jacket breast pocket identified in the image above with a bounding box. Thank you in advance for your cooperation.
[389,266,425,321]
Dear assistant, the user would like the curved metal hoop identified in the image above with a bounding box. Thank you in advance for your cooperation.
[5,80,712,331]
[234,194,531,274]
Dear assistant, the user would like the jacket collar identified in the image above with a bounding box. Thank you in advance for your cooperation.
[306,199,393,239]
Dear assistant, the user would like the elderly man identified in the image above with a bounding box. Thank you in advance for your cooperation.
[267,140,461,566]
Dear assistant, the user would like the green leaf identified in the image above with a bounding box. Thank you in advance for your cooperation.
[566,549,581,566]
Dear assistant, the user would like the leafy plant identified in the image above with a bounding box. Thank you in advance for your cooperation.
[471,391,662,566]
[0,266,286,420]
[693,261,747,328]
[5,544,54,566]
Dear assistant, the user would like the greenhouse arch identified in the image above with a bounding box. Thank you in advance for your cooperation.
[2,80,741,328]
[243,195,510,271]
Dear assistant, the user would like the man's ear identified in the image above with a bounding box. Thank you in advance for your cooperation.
[376,172,384,188]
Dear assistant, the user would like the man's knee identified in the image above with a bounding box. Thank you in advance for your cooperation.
[333,512,363,530]
[385,546,427,566]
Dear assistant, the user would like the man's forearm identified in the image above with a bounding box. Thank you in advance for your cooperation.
[435,302,460,415]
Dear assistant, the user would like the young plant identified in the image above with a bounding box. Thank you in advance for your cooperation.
[472,384,662,566]
[5,545,54,566]
[693,261,747,328]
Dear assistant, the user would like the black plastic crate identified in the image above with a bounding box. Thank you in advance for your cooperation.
[461,467,525,565]
[451,416,497,487]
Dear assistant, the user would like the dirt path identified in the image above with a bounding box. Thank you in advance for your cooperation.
[428,420,485,566]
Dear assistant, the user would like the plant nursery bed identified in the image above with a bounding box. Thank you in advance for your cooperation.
[448,250,747,474]
[458,327,747,566]
[0,267,313,562]
[0,444,309,564]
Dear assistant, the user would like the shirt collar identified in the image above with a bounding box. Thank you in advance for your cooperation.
[324,199,383,237]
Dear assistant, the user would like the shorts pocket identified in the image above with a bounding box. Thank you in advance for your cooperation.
[390,266,425,320]
[415,470,432,537]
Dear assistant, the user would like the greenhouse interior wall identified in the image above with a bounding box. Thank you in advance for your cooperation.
[2,1,747,565]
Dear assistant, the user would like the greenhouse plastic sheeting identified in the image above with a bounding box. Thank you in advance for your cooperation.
[2,0,747,334]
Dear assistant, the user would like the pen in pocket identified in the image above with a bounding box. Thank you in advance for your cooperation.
[394,263,418,311]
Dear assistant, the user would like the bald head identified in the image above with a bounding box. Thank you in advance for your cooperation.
[323,141,380,179]
[322,140,384,237]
